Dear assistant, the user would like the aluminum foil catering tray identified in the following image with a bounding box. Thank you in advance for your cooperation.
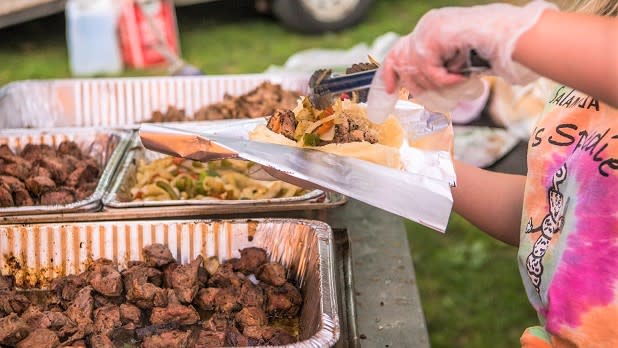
[0,127,131,216]
[0,218,340,347]
[103,135,324,210]
[0,74,311,129]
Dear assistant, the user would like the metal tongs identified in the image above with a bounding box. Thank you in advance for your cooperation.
[309,50,491,122]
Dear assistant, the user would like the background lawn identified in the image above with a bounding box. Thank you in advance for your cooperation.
[0,1,539,347]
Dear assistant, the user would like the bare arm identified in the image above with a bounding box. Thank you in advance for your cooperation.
[514,11,618,108]
[451,160,526,246]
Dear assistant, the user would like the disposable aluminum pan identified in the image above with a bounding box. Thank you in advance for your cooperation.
[0,74,311,128]
[0,218,340,347]
[0,127,131,216]
[103,136,324,209]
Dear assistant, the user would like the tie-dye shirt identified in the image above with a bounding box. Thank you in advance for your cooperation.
[518,86,618,348]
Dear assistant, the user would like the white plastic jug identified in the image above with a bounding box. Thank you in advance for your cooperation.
[66,0,123,76]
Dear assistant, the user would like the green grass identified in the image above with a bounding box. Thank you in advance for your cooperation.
[407,215,537,347]
[0,0,538,347]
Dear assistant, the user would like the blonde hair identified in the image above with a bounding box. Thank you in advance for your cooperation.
[570,0,618,16]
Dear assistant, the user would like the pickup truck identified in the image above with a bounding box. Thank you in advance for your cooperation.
[0,0,373,34]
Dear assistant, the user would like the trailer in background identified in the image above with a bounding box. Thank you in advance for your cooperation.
[0,0,374,34]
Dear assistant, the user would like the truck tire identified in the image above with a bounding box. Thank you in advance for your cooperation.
[272,0,373,34]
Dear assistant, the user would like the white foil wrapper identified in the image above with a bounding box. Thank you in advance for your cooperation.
[140,102,456,232]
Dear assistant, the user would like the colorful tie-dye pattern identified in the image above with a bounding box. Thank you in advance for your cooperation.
[518,86,618,347]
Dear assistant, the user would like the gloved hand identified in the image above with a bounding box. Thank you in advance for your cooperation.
[381,0,558,111]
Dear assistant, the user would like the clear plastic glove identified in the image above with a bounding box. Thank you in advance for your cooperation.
[381,0,558,111]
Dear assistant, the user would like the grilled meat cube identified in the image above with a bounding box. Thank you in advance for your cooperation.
[33,166,52,179]
[0,162,31,181]
[0,145,13,157]
[345,62,379,75]
[258,262,287,286]
[345,62,379,103]
[57,141,82,159]
[236,247,267,275]
[0,291,30,316]
[20,144,55,161]
[20,307,50,329]
[243,325,296,345]
[333,119,350,143]
[264,283,302,318]
[75,182,97,201]
[192,82,299,121]
[12,187,34,206]
[238,281,265,308]
[143,243,175,268]
[201,313,229,332]
[194,287,220,311]
[162,262,178,289]
[63,339,87,348]
[32,158,67,184]
[0,186,14,207]
[0,154,31,168]
[15,328,59,348]
[122,266,167,309]
[207,264,244,290]
[214,288,241,313]
[52,275,87,309]
[309,69,332,89]
[0,275,14,291]
[0,175,25,191]
[330,116,379,144]
[148,106,187,123]
[25,176,56,197]
[197,266,209,288]
[119,304,141,325]
[0,313,30,346]
[150,304,199,326]
[171,255,202,304]
[45,311,72,331]
[20,308,71,331]
[65,286,94,334]
[266,109,298,140]
[225,325,250,347]
[88,262,123,297]
[93,305,121,337]
[60,155,79,174]
[40,187,75,205]
[142,330,191,348]
[66,162,99,188]
[90,334,114,348]
[235,307,267,330]
[193,329,226,347]
[163,288,181,306]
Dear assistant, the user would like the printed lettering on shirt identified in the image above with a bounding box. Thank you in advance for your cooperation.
[548,86,600,111]
[531,124,617,177]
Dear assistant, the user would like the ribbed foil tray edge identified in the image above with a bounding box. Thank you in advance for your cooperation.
[0,218,340,347]
[0,127,132,216]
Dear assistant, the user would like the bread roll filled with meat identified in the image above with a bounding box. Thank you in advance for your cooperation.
[249,97,405,169]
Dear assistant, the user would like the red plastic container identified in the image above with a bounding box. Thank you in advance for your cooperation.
[118,0,180,69]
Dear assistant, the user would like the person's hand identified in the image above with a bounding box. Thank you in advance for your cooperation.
[382,1,558,109]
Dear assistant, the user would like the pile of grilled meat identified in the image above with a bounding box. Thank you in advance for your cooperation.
[0,245,302,347]
[0,141,101,208]
[148,82,300,123]
[265,62,381,147]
